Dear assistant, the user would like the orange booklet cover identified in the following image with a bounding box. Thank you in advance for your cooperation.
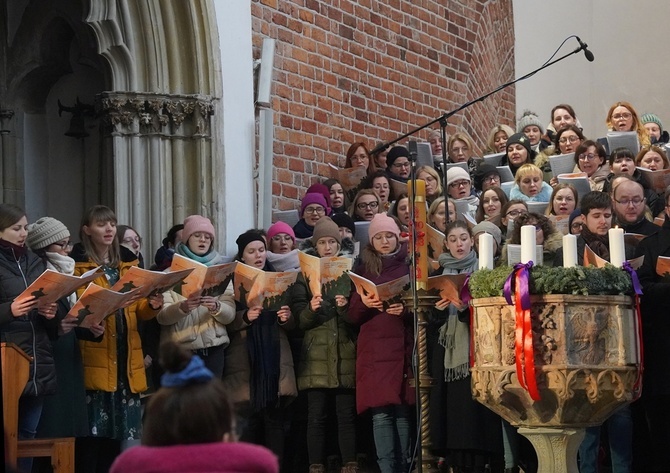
[170,254,237,298]
[297,252,352,298]
[16,266,102,309]
[233,263,298,310]
[110,266,194,298]
[67,283,140,329]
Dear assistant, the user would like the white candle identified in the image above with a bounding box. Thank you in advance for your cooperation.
[562,234,578,268]
[478,233,494,270]
[609,227,625,267]
[521,225,536,264]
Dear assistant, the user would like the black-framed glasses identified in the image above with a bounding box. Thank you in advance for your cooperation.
[614,197,645,207]
[357,201,379,210]
[53,240,73,249]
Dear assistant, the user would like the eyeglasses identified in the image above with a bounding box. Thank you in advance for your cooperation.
[351,154,368,162]
[53,240,73,249]
[122,237,142,245]
[505,209,527,218]
[449,180,470,188]
[357,201,379,210]
[558,135,580,144]
[483,175,500,183]
[392,161,410,169]
[614,197,645,207]
[578,153,598,161]
[571,222,583,230]
[304,206,325,215]
[612,113,632,120]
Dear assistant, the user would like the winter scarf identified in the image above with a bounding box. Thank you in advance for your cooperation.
[437,249,478,382]
[580,226,610,261]
[175,242,225,266]
[266,249,301,272]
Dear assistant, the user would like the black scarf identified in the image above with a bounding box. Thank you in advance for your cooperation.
[247,309,281,411]
[0,238,27,259]
[580,226,610,261]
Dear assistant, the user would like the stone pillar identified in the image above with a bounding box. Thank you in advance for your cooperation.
[98,92,215,257]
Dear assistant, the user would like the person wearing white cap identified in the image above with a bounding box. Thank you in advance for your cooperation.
[446,167,479,221]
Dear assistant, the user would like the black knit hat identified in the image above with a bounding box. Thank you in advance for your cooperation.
[331,213,356,238]
[473,164,500,190]
[386,146,410,168]
[235,229,266,261]
[505,132,536,161]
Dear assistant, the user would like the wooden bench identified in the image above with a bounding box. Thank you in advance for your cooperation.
[2,343,75,473]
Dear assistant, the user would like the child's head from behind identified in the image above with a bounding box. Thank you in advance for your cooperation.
[143,342,234,446]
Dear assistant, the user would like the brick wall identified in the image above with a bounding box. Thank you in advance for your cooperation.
[251,0,516,210]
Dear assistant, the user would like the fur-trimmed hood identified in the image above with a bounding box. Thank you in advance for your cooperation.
[298,237,356,258]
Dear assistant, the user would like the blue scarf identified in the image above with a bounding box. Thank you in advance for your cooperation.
[175,242,223,266]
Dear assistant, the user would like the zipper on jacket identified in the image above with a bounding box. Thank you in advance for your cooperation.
[16,254,38,395]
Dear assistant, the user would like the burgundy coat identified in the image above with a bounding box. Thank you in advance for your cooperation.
[347,243,416,414]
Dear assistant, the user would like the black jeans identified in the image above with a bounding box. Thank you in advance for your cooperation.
[307,388,357,465]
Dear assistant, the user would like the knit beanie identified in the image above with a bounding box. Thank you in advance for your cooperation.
[505,132,535,160]
[568,209,582,230]
[311,217,342,245]
[267,221,296,243]
[517,110,545,134]
[641,113,663,132]
[305,183,332,209]
[472,221,502,247]
[446,167,471,187]
[386,146,410,168]
[473,164,500,190]
[331,213,356,238]
[300,193,329,216]
[182,215,216,243]
[26,217,70,250]
[368,213,400,243]
[235,230,266,260]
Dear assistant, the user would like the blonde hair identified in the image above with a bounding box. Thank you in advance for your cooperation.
[485,124,515,154]
[416,165,443,197]
[514,163,543,185]
[447,132,476,161]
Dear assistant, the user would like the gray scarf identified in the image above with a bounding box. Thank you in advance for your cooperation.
[437,249,478,382]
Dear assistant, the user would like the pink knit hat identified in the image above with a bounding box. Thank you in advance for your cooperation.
[182,215,215,243]
[267,221,296,243]
[368,213,400,243]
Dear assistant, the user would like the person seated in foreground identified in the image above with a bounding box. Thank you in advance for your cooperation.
[110,341,279,473]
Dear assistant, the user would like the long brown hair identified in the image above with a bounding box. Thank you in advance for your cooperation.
[79,205,121,267]
[0,203,26,231]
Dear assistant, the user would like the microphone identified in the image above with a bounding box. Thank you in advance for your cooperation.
[576,36,594,62]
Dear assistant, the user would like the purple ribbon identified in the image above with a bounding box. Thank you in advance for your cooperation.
[461,274,472,305]
[503,262,533,309]
[622,261,643,296]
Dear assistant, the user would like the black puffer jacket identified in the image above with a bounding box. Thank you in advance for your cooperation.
[0,244,57,396]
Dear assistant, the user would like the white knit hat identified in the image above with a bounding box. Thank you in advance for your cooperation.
[26,217,70,250]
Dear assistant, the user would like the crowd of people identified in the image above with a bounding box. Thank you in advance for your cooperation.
[2,100,669,473]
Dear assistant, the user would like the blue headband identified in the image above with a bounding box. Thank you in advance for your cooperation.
[161,355,213,388]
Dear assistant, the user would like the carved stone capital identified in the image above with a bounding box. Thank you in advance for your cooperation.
[97,92,215,137]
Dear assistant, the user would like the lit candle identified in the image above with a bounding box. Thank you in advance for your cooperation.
[562,234,578,268]
[520,225,536,264]
[608,227,625,267]
[478,233,494,270]
[408,179,428,287]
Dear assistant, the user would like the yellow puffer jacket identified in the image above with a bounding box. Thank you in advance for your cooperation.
[72,245,159,393]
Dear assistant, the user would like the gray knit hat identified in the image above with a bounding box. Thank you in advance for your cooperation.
[472,221,502,246]
[641,113,663,132]
[26,217,70,250]
[517,110,544,134]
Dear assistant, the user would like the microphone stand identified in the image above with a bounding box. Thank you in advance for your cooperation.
[392,38,592,473]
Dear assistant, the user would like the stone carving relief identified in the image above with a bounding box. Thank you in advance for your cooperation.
[98,92,215,137]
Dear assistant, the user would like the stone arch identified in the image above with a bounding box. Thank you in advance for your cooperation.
[83,0,224,255]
